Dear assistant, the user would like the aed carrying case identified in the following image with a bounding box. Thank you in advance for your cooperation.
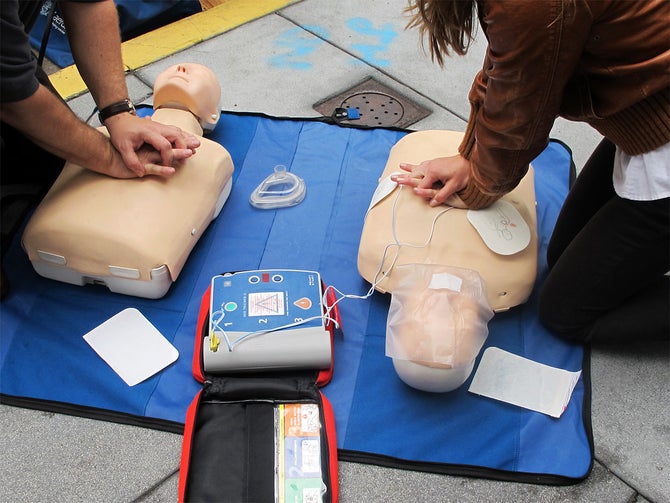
[179,269,340,503]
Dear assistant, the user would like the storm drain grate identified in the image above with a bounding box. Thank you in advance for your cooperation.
[313,77,431,128]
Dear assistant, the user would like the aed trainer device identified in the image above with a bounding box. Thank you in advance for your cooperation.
[203,269,332,372]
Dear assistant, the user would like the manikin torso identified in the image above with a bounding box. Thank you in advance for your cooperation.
[358,130,538,313]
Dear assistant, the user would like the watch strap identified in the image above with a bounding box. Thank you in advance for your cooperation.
[98,99,136,123]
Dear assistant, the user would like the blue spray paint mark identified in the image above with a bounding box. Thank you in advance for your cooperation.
[347,17,398,67]
[269,25,329,70]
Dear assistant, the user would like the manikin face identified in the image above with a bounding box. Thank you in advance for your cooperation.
[153,63,221,131]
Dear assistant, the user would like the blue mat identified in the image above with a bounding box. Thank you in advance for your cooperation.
[0,112,592,484]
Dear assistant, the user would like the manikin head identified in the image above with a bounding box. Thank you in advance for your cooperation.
[153,63,222,132]
[386,264,493,393]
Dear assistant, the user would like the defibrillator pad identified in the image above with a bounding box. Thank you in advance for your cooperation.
[466,200,531,255]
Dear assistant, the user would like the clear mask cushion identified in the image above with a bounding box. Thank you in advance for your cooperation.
[249,165,306,209]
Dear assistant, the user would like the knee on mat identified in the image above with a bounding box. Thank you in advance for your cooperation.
[538,291,590,344]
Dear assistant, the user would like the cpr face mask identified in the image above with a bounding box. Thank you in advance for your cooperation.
[386,264,494,393]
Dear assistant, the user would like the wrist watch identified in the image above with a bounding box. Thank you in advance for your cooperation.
[98,99,136,123]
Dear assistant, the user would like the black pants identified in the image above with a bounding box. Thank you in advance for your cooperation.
[538,139,670,344]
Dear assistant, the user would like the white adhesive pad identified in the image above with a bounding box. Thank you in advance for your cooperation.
[83,308,179,386]
[367,174,400,213]
[428,272,463,292]
[468,347,581,418]
[467,200,531,255]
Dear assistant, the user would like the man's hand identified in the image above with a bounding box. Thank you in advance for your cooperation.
[99,142,193,179]
[391,154,471,208]
[104,113,200,177]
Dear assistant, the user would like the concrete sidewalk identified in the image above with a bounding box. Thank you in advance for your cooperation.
[1,1,668,501]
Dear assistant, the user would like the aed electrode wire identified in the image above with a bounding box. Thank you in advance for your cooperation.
[211,312,340,352]
[322,185,453,309]
[211,184,453,352]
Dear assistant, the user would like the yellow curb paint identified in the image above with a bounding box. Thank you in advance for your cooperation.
[50,0,299,100]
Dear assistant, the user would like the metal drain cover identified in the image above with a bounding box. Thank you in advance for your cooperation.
[313,77,431,128]
[341,92,405,127]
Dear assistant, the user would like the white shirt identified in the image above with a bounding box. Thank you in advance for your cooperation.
[613,141,670,201]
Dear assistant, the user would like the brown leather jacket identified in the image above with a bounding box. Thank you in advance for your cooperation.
[457,0,670,209]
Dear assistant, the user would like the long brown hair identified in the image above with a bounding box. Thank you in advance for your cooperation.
[408,0,578,65]
[406,0,478,66]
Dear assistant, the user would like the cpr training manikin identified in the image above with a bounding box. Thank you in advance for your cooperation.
[21,63,234,298]
[358,130,538,392]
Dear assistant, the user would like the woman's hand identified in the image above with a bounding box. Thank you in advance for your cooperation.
[391,154,471,208]
[104,113,201,177]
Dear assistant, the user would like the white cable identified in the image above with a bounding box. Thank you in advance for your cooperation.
[211,312,339,352]
[322,185,453,321]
